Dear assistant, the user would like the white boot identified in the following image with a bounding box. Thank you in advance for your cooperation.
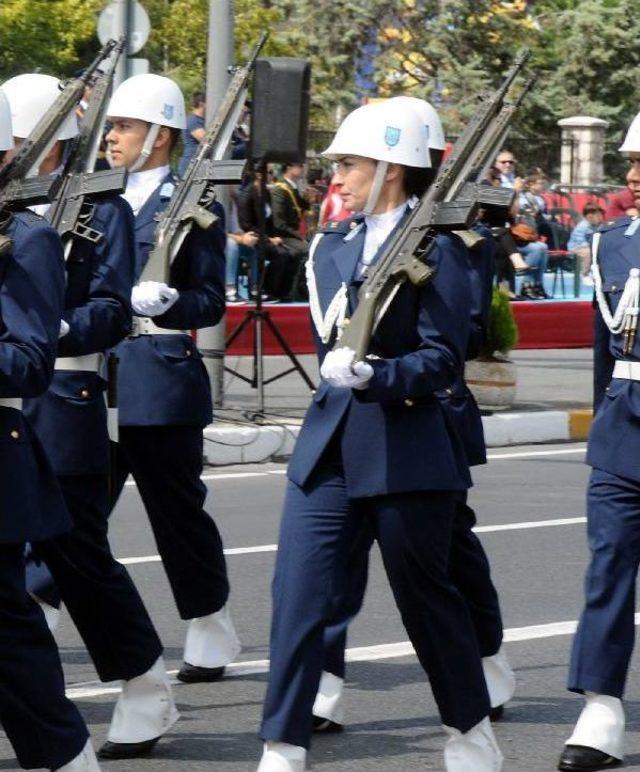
[256,742,306,772]
[444,716,503,771]
[482,647,516,709]
[107,656,179,743]
[183,604,242,668]
[312,671,344,725]
[54,740,101,771]
[565,692,625,760]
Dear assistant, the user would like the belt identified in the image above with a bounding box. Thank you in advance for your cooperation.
[55,353,102,372]
[0,398,22,410]
[130,317,188,337]
[613,360,640,380]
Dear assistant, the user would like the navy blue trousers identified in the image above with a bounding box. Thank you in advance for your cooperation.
[0,544,88,770]
[111,425,229,620]
[30,474,163,683]
[322,492,503,679]
[261,457,490,749]
[569,467,640,698]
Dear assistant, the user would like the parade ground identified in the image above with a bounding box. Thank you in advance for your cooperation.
[4,350,638,772]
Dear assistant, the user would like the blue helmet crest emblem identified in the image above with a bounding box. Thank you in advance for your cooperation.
[385,126,401,147]
[161,103,175,120]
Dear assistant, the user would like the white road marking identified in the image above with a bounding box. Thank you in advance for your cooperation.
[117,514,587,566]
[121,446,587,488]
[65,613,640,700]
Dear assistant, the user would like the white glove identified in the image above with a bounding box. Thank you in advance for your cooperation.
[58,320,70,338]
[320,346,373,390]
[131,281,179,317]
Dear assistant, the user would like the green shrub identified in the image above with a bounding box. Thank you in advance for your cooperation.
[479,287,519,359]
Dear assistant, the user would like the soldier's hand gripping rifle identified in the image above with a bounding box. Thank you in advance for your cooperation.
[335,49,533,362]
[0,39,119,214]
[139,32,268,284]
[46,37,128,248]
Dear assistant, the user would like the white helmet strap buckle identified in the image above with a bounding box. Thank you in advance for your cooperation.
[363,161,389,215]
[129,123,161,173]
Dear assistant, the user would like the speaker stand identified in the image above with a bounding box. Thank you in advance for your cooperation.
[224,166,315,415]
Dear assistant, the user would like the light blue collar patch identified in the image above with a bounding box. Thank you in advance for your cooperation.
[160,182,175,199]
[624,218,640,237]
[344,222,364,241]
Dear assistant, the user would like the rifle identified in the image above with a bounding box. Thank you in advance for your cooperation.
[0,39,119,212]
[335,49,533,361]
[46,37,128,248]
[139,32,268,284]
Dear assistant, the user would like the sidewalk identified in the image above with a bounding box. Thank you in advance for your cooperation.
[203,349,594,465]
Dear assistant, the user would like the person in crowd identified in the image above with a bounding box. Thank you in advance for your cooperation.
[558,111,640,772]
[177,90,206,177]
[567,203,605,277]
[225,191,259,303]
[256,99,503,772]
[495,149,524,191]
[0,88,101,772]
[271,161,311,300]
[2,73,177,762]
[105,73,242,692]
[237,168,297,301]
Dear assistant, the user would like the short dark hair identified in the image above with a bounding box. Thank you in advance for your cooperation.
[192,91,206,108]
[583,202,604,217]
[403,165,436,198]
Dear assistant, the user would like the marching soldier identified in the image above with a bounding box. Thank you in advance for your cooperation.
[1,73,179,760]
[104,74,241,683]
[558,114,640,771]
[0,89,100,772]
[257,101,503,772]
[311,96,515,735]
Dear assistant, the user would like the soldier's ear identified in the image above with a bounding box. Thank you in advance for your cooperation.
[154,126,173,151]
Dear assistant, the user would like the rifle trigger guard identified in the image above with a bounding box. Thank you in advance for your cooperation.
[183,205,218,231]
[403,258,434,287]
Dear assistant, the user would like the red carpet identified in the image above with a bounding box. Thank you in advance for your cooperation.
[224,300,594,356]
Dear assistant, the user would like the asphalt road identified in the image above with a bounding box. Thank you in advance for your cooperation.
[5,441,640,771]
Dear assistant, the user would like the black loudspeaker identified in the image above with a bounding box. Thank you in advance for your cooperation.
[250,58,311,163]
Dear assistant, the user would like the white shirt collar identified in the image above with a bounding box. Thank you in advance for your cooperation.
[358,200,408,276]
[123,164,171,215]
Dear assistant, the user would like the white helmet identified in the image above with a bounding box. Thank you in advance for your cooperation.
[388,96,445,151]
[322,101,430,168]
[0,90,14,151]
[1,73,78,140]
[107,74,187,130]
[620,113,640,153]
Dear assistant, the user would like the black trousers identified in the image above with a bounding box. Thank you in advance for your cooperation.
[111,425,230,620]
[33,474,163,683]
[0,544,88,770]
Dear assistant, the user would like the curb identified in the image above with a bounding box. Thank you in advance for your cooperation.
[203,409,594,466]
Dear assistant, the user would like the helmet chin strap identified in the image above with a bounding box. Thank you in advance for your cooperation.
[128,123,161,173]
[362,161,389,215]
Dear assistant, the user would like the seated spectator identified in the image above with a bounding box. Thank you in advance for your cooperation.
[225,195,259,303]
[270,161,311,300]
[237,169,298,302]
[511,221,550,298]
[178,91,206,177]
[567,203,605,278]
[494,149,524,191]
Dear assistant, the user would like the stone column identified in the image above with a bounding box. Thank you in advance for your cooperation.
[557,116,609,186]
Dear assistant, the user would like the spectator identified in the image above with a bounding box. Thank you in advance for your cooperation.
[605,186,637,219]
[177,91,206,177]
[271,161,311,300]
[225,195,259,303]
[231,100,251,160]
[567,203,605,278]
[237,170,297,302]
[495,149,524,191]
[511,221,550,298]
[519,172,554,243]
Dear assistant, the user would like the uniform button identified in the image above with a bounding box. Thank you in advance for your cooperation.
[404,398,414,407]
[445,387,453,395]
[10,430,19,439]
[80,389,90,398]
[186,349,192,357]
[612,285,617,291]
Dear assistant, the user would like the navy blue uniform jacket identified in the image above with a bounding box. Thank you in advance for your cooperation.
[114,173,226,427]
[0,212,71,543]
[288,217,473,498]
[587,216,640,483]
[24,197,135,475]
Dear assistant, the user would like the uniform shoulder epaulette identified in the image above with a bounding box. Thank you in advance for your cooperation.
[599,215,633,234]
[318,217,360,236]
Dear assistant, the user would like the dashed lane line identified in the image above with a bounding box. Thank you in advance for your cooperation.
[65,613,639,700]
